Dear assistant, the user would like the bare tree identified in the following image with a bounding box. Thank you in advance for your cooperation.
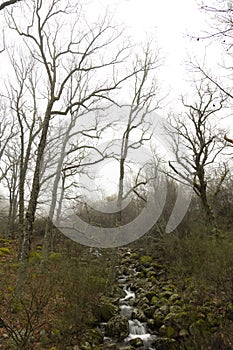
[4,0,142,270]
[5,56,43,256]
[167,80,227,234]
[0,0,21,11]
[0,103,15,168]
[193,2,233,101]
[116,42,162,224]
[1,141,20,237]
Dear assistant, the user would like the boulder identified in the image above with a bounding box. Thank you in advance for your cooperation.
[129,337,143,347]
[105,315,129,341]
[82,329,103,346]
[131,308,146,322]
[99,297,118,322]
[152,337,179,350]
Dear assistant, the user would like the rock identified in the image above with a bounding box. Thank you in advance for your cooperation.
[105,315,129,341]
[152,337,179,350]
[130,253,138,259]
[179,328,189,337]
[99,297,118,322]
[169,305,181,313]
[137,296,149,308]
[103,344,118,349]
[160,291,173,299]
[118,346,135,350]
[151,295,160,305]
[159,325,178,338]
[159,305,169,314]
[83,329,103,346]
[131,308,146,322]
[129,337,143,347]
[140,255,153,265]
[168,294,181,303]
[80,341,92,350]
[144,305,155,318]
[153,311,164,328]
[145,291,157,302]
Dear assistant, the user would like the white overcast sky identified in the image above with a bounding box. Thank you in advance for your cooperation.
[0,0,227,199]
[85,0,222,108]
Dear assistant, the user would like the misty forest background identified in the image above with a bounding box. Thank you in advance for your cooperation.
[0,1,233,349]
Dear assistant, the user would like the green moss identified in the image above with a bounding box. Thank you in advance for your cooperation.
[166,326,176,338]
[29,251,41,262]
[49,252,62,260]
[0,247,10,256]
[151,295,160,305]
[140,255,153,264]
[130,252,138,259]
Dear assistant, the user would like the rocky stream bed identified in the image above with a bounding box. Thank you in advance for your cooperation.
[76,248,233,350]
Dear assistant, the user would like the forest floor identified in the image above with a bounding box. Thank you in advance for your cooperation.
[0,235,233,350]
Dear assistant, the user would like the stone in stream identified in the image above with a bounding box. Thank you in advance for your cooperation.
[131,308,146,322]
[151,337,179,350]
[99,297,118,322]
[129,337,143,347]
[105,315,129,341]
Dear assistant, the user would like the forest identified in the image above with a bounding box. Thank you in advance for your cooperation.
[0,0,233,349]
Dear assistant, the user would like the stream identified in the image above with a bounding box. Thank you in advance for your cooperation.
[117,272,157,349]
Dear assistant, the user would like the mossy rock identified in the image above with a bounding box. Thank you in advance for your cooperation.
[0,238,13,246]
[159,325,178,338]
[179,328,189,337]
[130,253,138,259]
[129,337,143,347]
[152,337,179,350]
[80,341,92,350]
[159,305,170,314]
[144,306,155,318]
[164,312,179,326]
[0,247,10,256]
[145,291,157,302]
[131,308,146,322]
[169,305,182,313]
[140,255,153,265]
[153,311,164,328]
[168,294,181,303]
[105,315,129,341]
[189,319,210,337]
[83,329,103,346]
[49,252,62,260]
[29,251,41,262]
[151,295,160,305]
[99,297,118,322]
[160,290,173,299]
[147,270,157,278]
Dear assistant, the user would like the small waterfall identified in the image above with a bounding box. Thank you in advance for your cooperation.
[119,283,156,348]
[120,304,133,318]
[120,285,135,302]
[129,319,147,335]
[102,257,157,349]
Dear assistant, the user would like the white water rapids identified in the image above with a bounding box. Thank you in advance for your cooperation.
[118,275,157,349]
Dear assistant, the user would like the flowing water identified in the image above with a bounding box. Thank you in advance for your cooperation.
[118,273,157,349]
